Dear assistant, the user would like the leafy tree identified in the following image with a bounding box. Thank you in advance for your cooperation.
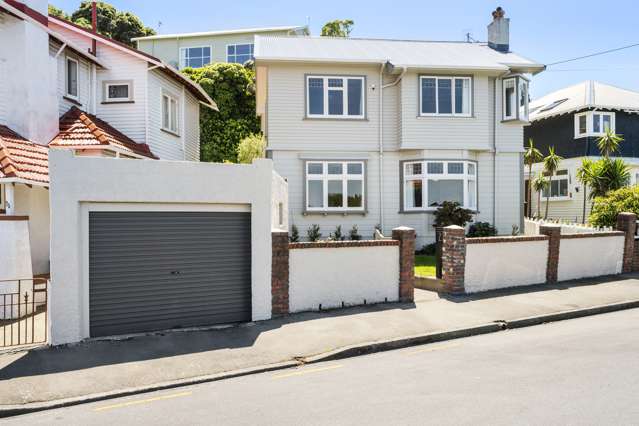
[576,158,596,223]
[236,133,265,164]
[589,186,639,227]
[597,128,623,159]
[183,63,261,163]
[48,4,69,19]
[67,1,156,46]
[307,224,322,242]
[524,138,543,217]
[433,201,473,227]
[532,174,549,218]
[321,19,354,37]
[467,222,497,237]
[289,224,300,243]
[542,147,563,219]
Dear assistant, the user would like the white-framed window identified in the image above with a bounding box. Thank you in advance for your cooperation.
[403,160,477,211]
[65,56,79,99]
[179,46,211,69]
[305,161,365,211]
[574,111,615,138]
[227,43,254,64]
[419,76,472,117]
[162,93,179,134]
[502,75,529,121]
[306,76,365,119]
[103,81,133,102]
[541,169,570,199]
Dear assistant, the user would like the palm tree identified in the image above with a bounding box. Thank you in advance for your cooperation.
[524,138,543,217]
[542,147,563,219]
[576,158,596,223]
[597,128,624,159]
[532,174,549,218]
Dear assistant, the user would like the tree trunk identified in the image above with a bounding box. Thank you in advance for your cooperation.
[527,164,533,217]
[581,185,588,224]
[536,191,541,218]
[544,193,550,220]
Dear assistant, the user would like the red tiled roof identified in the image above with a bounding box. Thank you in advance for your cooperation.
[0,126,49,185]
[50,107,158,159]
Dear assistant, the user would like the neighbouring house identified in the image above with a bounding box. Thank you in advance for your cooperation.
[524,81,639,222]
[254,8,545,245]
[0,0,216,277]
[134,25,309,70]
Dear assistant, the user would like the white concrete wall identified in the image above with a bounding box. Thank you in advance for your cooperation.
[464,239,548,293]
[289,245,399,312]
[48,150,286,345]
[557,235,624,282]
[0,218,33,319]
[14,185,50,275]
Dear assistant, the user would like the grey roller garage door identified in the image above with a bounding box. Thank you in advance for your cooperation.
[89,211,251,337]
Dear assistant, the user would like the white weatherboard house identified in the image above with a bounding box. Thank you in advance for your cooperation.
[254,9,545,245]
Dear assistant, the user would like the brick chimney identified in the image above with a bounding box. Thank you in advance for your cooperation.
[487,7,509,53]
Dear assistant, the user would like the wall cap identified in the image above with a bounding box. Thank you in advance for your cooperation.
[392,226,415,232]
[560,231,624,239]
[467,235,549,244]
[289,240,399,249]
[444,225,464,230]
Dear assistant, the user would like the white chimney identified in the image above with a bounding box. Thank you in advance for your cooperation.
[487,7,509,53]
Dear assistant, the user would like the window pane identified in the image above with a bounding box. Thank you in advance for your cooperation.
[162,96,169,128]
[551,180,559,197]
[170,99,178,131]
[519,79,528,120]
[236,44,251,55]
[67,60,78,97]
[227,45,235,54]
[559,179,568,197]
[448,162,464,174]
[347,163,362,174]
[579,115,587,134]
[504,78,515,118]
[438,79,452,114]
[468,163,476,175]
[428,179,464,207]
[189,47,202,57]
[308,180,323,208]
[347,180,363,207]
[347,79,363,116]
[328,78,343,88]
[327,180,343,207]
[202,47,211,57]
[556,170,568,176]
[108,84,128,99]
[406,162,422,176]
[603,114,611,131]
[308,78,324,115]
[421,78,436,114]
[427,162,443,174]
[593,114,601,133]
[328,90,344,115]
[327,163,342,174]
[405,180,423,208]
[468,180,477,209]
[454,79,470,114]
[308,163,323,174]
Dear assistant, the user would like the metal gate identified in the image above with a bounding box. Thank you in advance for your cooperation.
[1,278,48,348]
[89,211,252,337]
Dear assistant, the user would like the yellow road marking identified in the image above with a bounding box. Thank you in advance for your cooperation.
[405,342,461,355]
[94,391,192,412]
[273,364,343,379]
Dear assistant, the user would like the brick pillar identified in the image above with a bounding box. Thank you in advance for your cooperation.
[539,224,561,284]
[441,225,466,294]
[616,212,637,273]
[392,226,415,303]
[271,231,289,316]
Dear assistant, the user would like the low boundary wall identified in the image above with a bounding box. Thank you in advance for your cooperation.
[442,213,637,294]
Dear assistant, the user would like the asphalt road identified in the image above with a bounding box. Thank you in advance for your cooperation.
[7,308,639,425]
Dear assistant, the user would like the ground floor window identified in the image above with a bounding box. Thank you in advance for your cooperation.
[306,161,365,211]
[542,169,569,199]
[403,160,476,211]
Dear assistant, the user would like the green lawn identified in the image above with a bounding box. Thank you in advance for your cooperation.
[415,255,436,277]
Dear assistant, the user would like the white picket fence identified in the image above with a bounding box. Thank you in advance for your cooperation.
[524,218,614,235]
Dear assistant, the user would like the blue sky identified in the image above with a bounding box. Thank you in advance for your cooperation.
[52,0,639,98]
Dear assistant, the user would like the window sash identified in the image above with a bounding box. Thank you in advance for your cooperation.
[226,43,254,64]
[305,161,365,211]
[105,83,131,101]
[66,57,79,99]
[180,46,212,69]
[162,94,179,133]
[503,78,516,120]
[420,76,472,117]
[574,111,615,137]
[306,76,365,118]
[403,160,477,211]
[542,171,570,198]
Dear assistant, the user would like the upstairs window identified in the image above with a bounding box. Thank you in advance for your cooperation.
[502,75,529,121]
[306,76,365,119]
[305,161,365,211]
[66,57,79,100]
[103,81,133,103]
[227,43,254,64]
[574,111,615,138]
[420,76,471,117]
[180,46,211,69]
[162,93,179,134]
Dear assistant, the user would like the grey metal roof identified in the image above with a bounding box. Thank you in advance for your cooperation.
[254,35,545,73]
[132,26,309,41]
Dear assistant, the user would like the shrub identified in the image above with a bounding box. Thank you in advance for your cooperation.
[466,222,497,237]
[236,133,265,164]
[433,201,474,227]
[589,186,639,227]
[307,224,322,242]
[330,225,345,241]
[289,224,300,243]
[416,243,437,256]
[349,225,361,241]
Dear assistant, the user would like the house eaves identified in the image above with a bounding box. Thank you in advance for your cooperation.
[131,25,309,42]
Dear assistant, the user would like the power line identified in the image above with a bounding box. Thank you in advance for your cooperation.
[546,42,639,66]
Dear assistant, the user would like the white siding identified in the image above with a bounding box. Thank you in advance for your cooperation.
[147,69,186,160]
[0,14,6,126]
[184,90,200,161]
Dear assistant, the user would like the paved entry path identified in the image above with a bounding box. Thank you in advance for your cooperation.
[1,274,639,408]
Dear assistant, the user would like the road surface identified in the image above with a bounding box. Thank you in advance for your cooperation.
[7,308,639,425]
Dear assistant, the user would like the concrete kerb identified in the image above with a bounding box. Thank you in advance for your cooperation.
[2,299,639,418]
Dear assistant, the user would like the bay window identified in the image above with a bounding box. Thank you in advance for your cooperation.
[306,76,365,118]
[403,160,477,211]
[502,75,529,121]
[420,76,471,116]
[306,161,365,211]
[574,111,615,138]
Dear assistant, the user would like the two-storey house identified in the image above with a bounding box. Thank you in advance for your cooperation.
[134,25,309,70]
[0,0,216,276]
[524,81,639,222]
[255,8,544,245]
